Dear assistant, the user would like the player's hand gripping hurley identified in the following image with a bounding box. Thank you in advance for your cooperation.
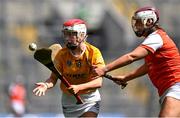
[104,74,127,89]
[30,43,83,104]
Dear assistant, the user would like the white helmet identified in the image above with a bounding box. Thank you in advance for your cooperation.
[62,19,87,50]
[62,19,87,37]
[132,6,159,37]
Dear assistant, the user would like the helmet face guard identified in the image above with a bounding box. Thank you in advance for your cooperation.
[62,19,87,50]
[61,30,78,50]
[62,30,78,39]
[131,7,159,37]
[131,17,145,37]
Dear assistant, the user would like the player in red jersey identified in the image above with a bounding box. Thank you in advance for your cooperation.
[8,77,26,117]
[93,6,180,117]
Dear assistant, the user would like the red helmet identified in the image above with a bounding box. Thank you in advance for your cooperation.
[62,19,87,37]
[132,6,159,37]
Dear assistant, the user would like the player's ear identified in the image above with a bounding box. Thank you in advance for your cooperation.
[146,18,154,27]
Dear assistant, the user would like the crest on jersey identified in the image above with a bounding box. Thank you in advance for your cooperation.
[76,60,81,68]
[66,60,72,67]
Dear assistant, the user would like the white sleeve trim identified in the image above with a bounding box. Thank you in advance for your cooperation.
[142,33,163,52]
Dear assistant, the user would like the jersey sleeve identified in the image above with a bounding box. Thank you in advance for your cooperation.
[140,33,163,53]
[92,48,105,67]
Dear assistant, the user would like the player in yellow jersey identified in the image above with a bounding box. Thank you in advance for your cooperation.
[33,19,105,117]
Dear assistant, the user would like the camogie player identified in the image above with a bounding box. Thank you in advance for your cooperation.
[33,19,105,117]
[93,7,180,117]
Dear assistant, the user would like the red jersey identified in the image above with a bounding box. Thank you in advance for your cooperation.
[9,83,26,104]
[140,29,180,96]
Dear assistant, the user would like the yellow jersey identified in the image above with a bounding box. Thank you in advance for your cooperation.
[54,42,105,94]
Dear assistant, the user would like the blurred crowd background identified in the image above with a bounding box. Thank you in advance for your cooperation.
[0,0,180,117]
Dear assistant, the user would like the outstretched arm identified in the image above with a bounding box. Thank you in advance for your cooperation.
[111,63,148,85]
[124,63,148,82]
[33,73,58,96]
[94,46,149,76]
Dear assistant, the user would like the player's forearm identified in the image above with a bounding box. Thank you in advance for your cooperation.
[78,77,103,90]
[124,64,148,82]
[105,54,135,72]
[45,73,58,88]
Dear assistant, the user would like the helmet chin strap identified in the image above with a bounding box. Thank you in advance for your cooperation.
[77,35,88,43]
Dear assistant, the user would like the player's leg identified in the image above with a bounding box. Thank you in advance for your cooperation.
[79,101,100,117]
[80,111,98,117]
[159,82,180,117]
[159,96,180,117]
